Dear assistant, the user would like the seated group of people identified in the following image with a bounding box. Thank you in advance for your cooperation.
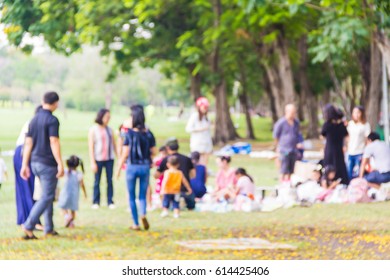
[151,139,256,213]
[297,132,390,203]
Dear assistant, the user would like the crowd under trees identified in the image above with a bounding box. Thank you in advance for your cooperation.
[1,0,390,143]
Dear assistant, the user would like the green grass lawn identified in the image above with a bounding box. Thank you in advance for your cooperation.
[0,107,389,260]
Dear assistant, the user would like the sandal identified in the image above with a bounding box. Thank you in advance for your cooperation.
[65,217,74,228]
[21,225,35,239]
[45,231,60,237]
[22,234,38,240]
[129,225,141,231]
[141,217,150,230]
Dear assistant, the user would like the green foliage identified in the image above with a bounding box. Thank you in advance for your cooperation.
[2,0,390,120]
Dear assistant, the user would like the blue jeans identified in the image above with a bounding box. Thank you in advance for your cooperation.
[23,162,58,233]
[181,191,196,210]
[126,164,150,226]
[365,171,390,184]
[93,160,114,205]
[163,194,180,209]
[347,154,363,180]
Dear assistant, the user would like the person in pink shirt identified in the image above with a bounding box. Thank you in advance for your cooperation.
[88,109,117,210]
[234,168,255,199]
[213,156,236,201]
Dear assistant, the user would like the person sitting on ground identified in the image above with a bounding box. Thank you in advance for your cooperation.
[234,168,255,200]
[57,155,87,228]
[321,165,341,190]
[190,151,207,200]
[233,168,256,211]
[359,132,390,189]
[160,156,192,218]
[155,138,196,210]
[296,165,323,205]
[212,156,236,201]
[317,165,341,202]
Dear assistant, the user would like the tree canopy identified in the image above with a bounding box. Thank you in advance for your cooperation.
[1,0,390,141]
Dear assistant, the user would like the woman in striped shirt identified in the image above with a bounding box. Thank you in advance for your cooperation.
[88,109,117,209]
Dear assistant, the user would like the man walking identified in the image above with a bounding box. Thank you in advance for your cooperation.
[20,91,64,239]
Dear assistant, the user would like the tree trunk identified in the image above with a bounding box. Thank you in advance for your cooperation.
[327,58,350,116]
[214,80,239,144]
[263,74,279,124]
[239,93,255,140]
[263,63,284,117]
[189,64,202,101]
[238,60,255,139]
[298,36,319,139]
[275,33,295,105]
[358,47,371,105]
[297,91,305,121]
[367,33,383,129]
[322,90,331,107]
[211,0,238,144]
[376,31,390,79]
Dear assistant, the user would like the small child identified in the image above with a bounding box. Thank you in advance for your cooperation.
[321,165,341,190]
[190,151,207,200]
[58,155,87,228]
[0,150,8,190]
[160,156,192,218]
[147,146,168,210]
[154,146,168,195]
[233,168,256,211]
[317,165,341,202]
[234,168,255,200]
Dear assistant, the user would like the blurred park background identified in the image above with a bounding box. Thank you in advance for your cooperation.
[0,0,390,259]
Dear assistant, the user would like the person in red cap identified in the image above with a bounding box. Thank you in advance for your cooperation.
[186,97,213,165]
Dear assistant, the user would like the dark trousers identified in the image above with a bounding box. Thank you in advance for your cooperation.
[93,160,114,205]
[181,191,196,210]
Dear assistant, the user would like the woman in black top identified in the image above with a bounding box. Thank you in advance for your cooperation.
[321,104,349,185]
[117,105,156,231]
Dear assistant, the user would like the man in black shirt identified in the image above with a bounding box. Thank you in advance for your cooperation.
[20,91,64,239]
[155,138,196,210]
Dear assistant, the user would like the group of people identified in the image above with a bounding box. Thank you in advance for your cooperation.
[273,103,390,203]
[6,91,390,239]
[10,93,253,238]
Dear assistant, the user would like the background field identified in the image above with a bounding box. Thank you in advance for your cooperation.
[0,107,389,260]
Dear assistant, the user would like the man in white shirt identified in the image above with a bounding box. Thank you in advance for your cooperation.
[359,132,390,189]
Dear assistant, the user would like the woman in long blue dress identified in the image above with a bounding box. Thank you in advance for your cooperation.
[14,107,42,228]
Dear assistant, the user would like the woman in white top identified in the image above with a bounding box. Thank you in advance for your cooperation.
[185,97,213,165]
[347,106,371,180]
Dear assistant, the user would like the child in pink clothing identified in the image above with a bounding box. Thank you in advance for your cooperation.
[234,168,256,211]
[212,156,236,201]
[154,146,168,194]
[235,168,255,199]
